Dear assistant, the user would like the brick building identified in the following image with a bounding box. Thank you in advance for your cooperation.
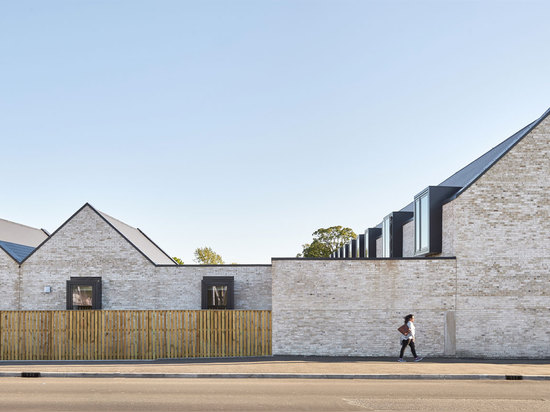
[1,106,549,358]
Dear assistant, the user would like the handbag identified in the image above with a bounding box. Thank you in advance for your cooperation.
[397,324,410,335]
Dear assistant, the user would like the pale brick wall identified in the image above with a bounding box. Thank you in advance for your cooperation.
[449,115,550,358]
[18,205,272,311]
[402,221,414,257]
[272,258,457,356]
[440,201,455,257]
[376,237,382,257]
[0,250,20,310]
[154,265,272,310]
[271,113,549,359]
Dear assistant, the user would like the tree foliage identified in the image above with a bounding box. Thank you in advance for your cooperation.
[194,247,224,264]
[298,226,356,258]
[172,256,184,265]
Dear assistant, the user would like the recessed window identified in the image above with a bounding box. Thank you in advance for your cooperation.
[414,186,461,256]
[415,191,430,255]
[201,277,234,309]
[66,277,102,310]
[207,285,227,309]
[382,215,391,258]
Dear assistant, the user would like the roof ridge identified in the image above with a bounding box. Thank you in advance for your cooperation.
[0,217,47,233]
[438,120,535,187]
[97,209,137,231]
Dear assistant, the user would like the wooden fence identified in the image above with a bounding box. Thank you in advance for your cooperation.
[0,310,271,360]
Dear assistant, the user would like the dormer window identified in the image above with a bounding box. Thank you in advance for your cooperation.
[382,215,391,258]
[415,191,430,255]
[414,186,461,256]
[366,228,382,258]
[382,211,413,258]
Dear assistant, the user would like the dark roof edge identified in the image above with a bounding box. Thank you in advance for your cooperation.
[20,203,159,267]
[20,203,91,265]
[89,204,159,267]
[0,243,21,265]
[446,107,550,203]
[137,228,177,265]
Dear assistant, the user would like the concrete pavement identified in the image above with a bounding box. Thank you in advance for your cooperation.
[1,356,549,380]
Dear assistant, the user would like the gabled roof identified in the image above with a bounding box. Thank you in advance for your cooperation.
[0,218,49,247]
[0,240,35,263]
[374,106,550,227]
[19,203,177,266]
[0,218,49,263]
[96,209,176,265]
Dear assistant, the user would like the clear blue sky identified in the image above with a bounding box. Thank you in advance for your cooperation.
[1,1,549,263]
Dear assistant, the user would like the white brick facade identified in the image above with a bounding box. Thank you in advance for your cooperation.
[272,258,457,356]
[270,113,550,358]
[0,109,548,359]
[2,206,271,311]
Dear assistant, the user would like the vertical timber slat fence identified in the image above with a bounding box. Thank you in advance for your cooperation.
[0,310,271,360]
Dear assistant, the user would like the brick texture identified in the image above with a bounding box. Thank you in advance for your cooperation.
[0,250,20,309]
[272,258,456,356]
[4,206,271,311]
[449,115,550,358]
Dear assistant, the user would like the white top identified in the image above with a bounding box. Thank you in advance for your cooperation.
[401,321,415,341]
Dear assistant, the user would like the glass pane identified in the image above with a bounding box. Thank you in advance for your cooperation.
[420,195,429,250]
[207,285,227,309]
[415,199,421,252]
[382,216,391,258]
[72,285,93,309]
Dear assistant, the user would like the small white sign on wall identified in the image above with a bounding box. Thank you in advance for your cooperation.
[44,286,51,293]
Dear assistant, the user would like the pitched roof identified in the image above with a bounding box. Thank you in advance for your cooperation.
[375,106,550,226]
[96,208,176,265]
[0,218,49,263]
[17,203,177,266]
[0,218,49,247]
[0,240,35,263]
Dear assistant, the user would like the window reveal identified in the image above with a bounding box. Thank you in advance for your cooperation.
[201,276,234,309]
[415,192,430,255]
[414,186,461,256]
[66,277,102,310]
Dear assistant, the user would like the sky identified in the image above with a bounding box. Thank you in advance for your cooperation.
[1,0,549,264]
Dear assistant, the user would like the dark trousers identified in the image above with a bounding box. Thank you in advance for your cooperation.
[399,339,418,358]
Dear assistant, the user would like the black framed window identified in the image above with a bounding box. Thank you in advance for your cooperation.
[415,191,430,255]
[66,277,102,310]
[201,276,234,309]
[414,186,461,256]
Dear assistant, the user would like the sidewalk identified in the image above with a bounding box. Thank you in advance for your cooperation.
[1,357,549,380]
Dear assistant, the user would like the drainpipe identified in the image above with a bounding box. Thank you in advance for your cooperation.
[17,264,22,310]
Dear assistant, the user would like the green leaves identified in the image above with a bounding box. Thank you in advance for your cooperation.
[172,256,184,265]
[194,247,224,264]
[299,226,356,258]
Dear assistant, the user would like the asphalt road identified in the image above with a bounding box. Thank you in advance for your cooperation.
[0,378,549,411]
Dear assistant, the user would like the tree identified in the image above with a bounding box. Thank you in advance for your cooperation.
[298,226,356,258]
[172,257,184,265]
[194,247,224,264]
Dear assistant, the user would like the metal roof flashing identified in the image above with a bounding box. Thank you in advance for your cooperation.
[374,107,550,228]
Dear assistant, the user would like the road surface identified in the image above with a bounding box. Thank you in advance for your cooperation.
[0,378,548,411]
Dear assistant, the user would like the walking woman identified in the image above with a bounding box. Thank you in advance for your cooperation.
[398,314,423,362]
